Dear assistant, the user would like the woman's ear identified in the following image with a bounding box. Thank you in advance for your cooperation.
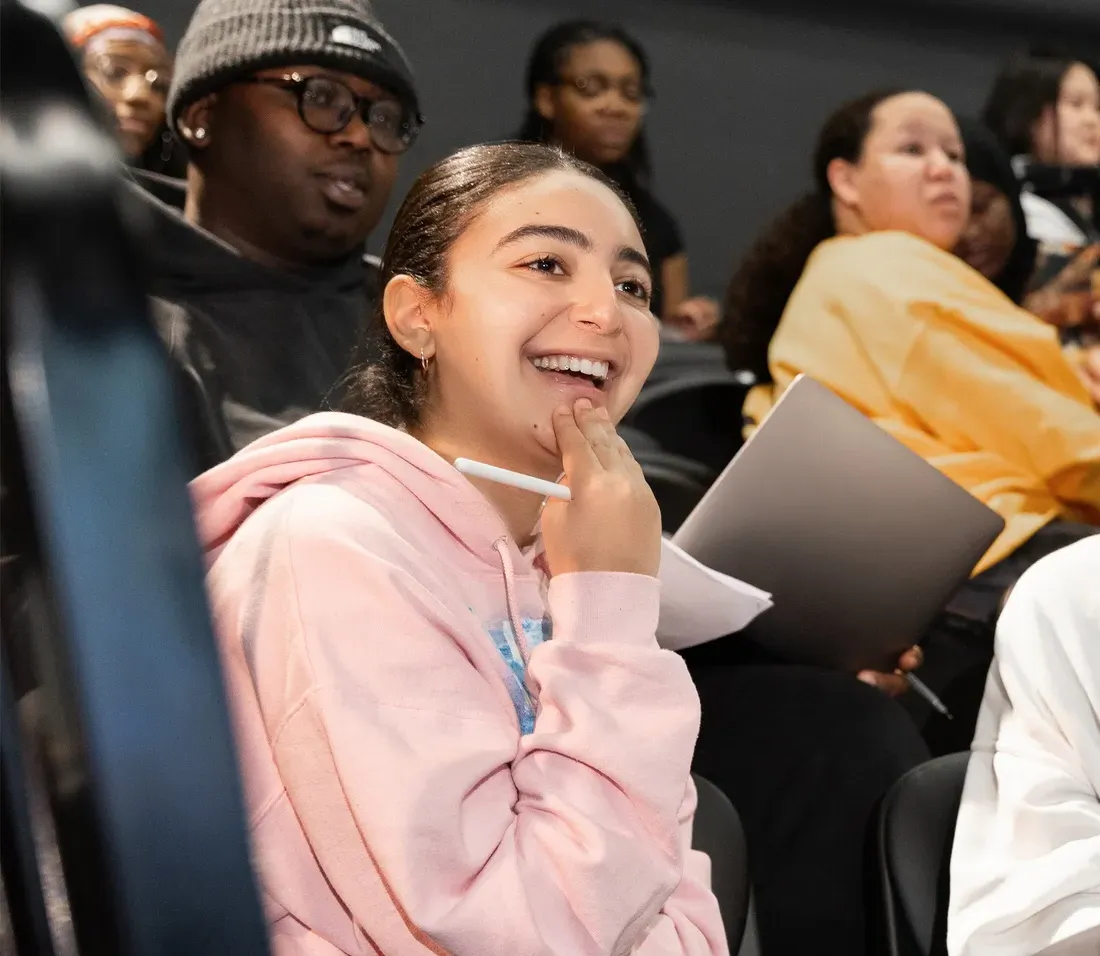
[383,275,435,361]
[179,95,216,149]
[1029,104,1058,162]
[534,83,556,124]
[826,156,860,209]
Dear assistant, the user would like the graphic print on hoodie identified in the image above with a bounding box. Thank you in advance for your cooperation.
[486,616,550,733]
[191,411,728,956]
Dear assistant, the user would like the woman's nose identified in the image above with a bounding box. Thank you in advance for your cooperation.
[926,149,957,178]
[569,279,623,334]
[120,74,154,104]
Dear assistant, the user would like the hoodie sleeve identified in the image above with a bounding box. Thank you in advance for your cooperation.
[633,781,732,955]
[894,324,1100,524]
[773,234,1100,573]
[229,487,727,956]
[948,539,1100,956]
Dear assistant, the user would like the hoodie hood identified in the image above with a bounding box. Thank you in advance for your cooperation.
[131,167,383,472]
[193,411,557,741]
[192,411,517,571]
[126,168,372,299]
[192,411,773,652]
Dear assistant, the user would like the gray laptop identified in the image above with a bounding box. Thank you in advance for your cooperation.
[673,375,1005,672]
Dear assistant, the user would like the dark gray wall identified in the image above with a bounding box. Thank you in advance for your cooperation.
[104,0,1100,297]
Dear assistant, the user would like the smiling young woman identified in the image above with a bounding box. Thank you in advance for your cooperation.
[349,145,660,509]
[190,142,726,956]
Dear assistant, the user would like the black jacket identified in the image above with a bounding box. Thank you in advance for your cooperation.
[128,170,380,475]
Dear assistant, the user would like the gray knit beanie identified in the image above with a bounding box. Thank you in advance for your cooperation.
[167,0,419,132]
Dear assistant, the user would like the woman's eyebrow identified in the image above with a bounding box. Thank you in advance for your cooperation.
[617,245,652,279]
[494,224,591,252]
[494,224,652,278]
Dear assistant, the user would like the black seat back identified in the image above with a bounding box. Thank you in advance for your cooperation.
[872,753,971,956]
[691,773,755,955]
[626,372,751,475]
[646,340,730,387]
[634,451,712,533]
[617,424,664,456]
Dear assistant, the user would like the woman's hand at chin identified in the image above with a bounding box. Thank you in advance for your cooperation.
[541,398,661,578]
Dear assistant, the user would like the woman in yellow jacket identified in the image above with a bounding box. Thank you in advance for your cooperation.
[718,89,1099,752]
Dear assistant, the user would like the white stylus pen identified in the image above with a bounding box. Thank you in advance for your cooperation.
[454,458,572,501]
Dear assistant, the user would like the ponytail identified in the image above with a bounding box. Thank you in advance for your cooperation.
[717,88,904,382]
[717,192,835,383]
[341,144,638,428]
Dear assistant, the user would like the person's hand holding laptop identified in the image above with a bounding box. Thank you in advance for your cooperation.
[667,375,1004,703]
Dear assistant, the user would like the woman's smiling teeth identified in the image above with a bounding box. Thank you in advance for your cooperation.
[531,354,610,385]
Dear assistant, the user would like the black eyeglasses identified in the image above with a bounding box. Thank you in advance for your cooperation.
[558,73,651,107]
[88,53,170,97]
[240,72,422,154]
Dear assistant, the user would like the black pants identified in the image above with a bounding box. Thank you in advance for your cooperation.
[905,519,1097,755]
[681,519,1096,954]
[683,638,930,956]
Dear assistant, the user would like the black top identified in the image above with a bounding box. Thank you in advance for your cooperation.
[127,170,380,476]
[621,182,684,318]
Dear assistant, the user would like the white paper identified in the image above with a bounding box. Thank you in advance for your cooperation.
[656,537,773,651]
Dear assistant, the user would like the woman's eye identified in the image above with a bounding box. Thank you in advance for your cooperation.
[616,278,652,303]
[525,256,565,275]
[901,143,924,156]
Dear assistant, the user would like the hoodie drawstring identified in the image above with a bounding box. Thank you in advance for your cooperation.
[493,537,531,668]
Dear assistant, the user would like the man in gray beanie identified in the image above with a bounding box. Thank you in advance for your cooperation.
[132,0,422,473]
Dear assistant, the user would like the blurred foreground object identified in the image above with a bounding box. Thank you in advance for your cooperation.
[0,0,270,953]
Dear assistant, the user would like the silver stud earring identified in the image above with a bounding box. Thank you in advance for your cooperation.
[193,128,207,141]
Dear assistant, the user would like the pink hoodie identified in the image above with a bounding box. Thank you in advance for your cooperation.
[192,411,728,956]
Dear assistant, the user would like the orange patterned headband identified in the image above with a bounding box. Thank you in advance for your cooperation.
[63,7,164,48]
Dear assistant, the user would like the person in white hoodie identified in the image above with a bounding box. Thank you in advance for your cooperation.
[949,535,1100,956]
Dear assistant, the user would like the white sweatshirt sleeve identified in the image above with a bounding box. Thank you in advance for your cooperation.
[948,536,1100,956]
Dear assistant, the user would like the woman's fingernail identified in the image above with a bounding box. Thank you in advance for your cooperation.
[575,398,593,410]
[857,672,877,686]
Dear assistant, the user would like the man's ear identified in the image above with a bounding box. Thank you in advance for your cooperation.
[383,275,435,361]
[826,156,861,209]
[178,94,217,150]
